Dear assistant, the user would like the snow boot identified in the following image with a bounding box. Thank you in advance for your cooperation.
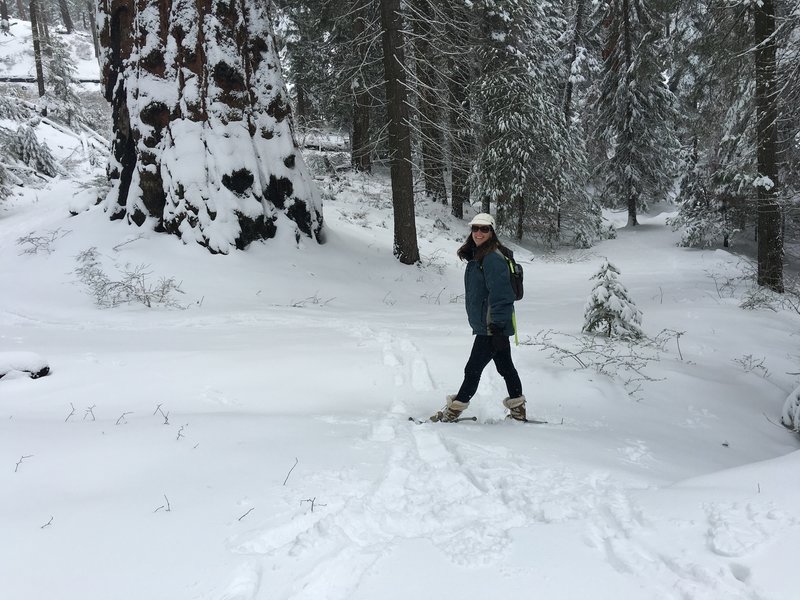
[430,395,469,422]
[503,395,527,421]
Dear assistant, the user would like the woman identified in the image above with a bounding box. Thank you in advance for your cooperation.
[430,213,526,422]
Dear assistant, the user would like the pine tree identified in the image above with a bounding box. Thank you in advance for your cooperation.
[0,160,14,198]
[42,35,81,126]
[275,0,335,127]
[379,0,419,264]
[753,0,783,291]
[445,3,476,219]
[29,0,46,101]
[582,259,643,339]
[556,0,604,248]
[591,0,680,226]
[11,123,59,177]
[57,0,73,32]
[347,0,380,172]
[473,0,573,240]
[408,0,447,204]
[668,138,732,247]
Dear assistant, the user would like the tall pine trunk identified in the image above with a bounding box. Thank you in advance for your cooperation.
[15,0,25,20]
[622,0,638,227]
[380,0,419,264]
[444,0,472,220]
[37,1,49,45]
[58,0,73,33]
[411,0,447,204]
[754,0,783,291]
[351,0,372,173]
[29,0,45,100]
[97,0,323,253]
[87,0,99,59]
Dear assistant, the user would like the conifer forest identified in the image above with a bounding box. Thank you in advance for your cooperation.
[1,0,799,288]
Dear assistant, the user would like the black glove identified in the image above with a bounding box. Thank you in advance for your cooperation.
[488,323,510,352]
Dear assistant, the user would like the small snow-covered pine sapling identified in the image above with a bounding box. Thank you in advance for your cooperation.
[781,385,800,432]
[10,124,60,177]
[582,259,643,339]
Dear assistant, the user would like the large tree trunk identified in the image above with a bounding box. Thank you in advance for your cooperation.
[29,0,45,100]
[754,0,783,291]
[58,0,73,33]
[411,0,447,204]
[380,0,419,264]
[350,0,372,173]
[15,0,25,20]
[97,0,323,253]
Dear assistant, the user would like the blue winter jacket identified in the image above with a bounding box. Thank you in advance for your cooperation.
[465,250,515,337]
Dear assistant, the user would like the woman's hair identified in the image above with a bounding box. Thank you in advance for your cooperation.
[457,228,501,261]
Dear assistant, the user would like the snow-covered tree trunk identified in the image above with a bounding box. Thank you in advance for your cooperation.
[97,0,323,253]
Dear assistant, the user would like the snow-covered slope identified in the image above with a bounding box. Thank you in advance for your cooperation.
[0,19,99,81]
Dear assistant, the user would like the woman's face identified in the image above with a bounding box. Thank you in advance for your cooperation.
[471,225,492,246]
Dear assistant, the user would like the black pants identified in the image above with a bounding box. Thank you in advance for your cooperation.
[456,335,523,402]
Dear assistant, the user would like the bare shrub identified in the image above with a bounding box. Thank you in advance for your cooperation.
[74,248,186,309]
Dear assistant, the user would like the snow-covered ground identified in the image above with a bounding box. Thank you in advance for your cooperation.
[2,19,800,600]
[0,19,99,81]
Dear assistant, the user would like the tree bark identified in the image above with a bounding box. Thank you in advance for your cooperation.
[622,0,638,227]
[29,0,45,100]
[15,0,25,20]
[351,0,372,172]
[37,0,49,46]
[58,0,73,32]
[444,0,472,220]
[380,0,419,264]
[87,0,99,59]
[754,0,783,291]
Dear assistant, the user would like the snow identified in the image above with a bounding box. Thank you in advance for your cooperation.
[2,20,800,600]
[0,350,48,378]
[0,19,99,83]
[752,175,775,190]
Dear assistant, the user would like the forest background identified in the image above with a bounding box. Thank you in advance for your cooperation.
[1,0,798,285]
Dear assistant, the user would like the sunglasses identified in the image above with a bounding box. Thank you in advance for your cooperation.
[471,225,492,233]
